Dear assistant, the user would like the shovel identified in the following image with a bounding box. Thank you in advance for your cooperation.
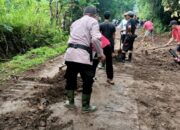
[117,32,123,55]
[143,44,176,56]
[114,32,123,61]
[169,48,178,58]
[169,49,180,65]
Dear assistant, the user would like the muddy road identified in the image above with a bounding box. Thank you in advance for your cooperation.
[0,31,180,130]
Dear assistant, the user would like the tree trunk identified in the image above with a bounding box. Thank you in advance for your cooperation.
[1,31,8,56]
[55,0,59,25]
[49,0,54,25]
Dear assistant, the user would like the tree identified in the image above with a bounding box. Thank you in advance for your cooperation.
[136,0,174,32]
[162,0,180,19]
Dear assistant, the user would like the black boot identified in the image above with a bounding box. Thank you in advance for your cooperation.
[119,53,126,63]
[64,90,76,109]
[82,94,97,113]
[127,53,132,62]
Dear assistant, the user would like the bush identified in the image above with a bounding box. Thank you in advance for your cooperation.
[0,0,68,59]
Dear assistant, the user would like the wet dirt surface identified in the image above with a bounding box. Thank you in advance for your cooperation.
[0,29,180,130]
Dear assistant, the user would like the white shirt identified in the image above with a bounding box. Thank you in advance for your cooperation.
[117,19,127,34]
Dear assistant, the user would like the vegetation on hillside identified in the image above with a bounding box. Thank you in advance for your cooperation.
[0,0,135,60]
[136,0,180,32]
[0,0,135,79]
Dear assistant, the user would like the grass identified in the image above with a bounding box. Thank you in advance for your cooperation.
[0,43,67,81]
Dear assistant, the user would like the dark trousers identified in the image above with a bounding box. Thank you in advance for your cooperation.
[64,61,94,94]
[110,43,115,53]
[122,34,135,52]
[121,34,126,43]
[93,45,113,80]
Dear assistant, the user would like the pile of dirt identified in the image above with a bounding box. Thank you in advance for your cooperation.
[0,71,63,129]
[0,69,84,130]
[135,82,179,130]
[0,110,52,130]
[132,36,180,130]
[0,109,74,130]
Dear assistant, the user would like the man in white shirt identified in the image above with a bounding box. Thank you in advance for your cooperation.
[118,12,128,44]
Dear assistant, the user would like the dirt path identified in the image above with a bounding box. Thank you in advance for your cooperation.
[0,29,180,130]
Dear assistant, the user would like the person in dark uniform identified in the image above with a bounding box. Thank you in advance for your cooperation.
[119,11,137,62]
[134,15,140,28]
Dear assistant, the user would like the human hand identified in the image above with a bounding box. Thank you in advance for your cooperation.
[99,54,106,61]
[164,43,169,47]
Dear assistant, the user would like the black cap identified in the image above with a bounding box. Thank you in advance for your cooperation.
[127,11,134,17]
[104,11,111,19]
[84,6,97,15]
[169,20,178,26]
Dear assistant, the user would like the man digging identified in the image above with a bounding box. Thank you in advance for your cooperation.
[165,20,180,63]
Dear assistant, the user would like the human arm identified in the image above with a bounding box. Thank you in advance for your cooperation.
[165,37,174,46]
[119,20,127,32]
[166,30,175,46]
[91,22,105,61]
[92,39,105,60]
[113,33,115,40]
[112,25,116,40]
[127,24,132,35]
[119,21,124,32]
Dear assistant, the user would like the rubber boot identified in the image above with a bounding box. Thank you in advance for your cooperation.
[82,94,97,113]
[127,53,132,62]
[119,53,126,63]
[64,90,76,109]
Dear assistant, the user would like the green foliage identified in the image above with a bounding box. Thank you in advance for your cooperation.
[98,0,135,20]
[0,43,67,80]
[0,0,69,59]
[136,0,169,32]
[0,24,13,32]
[162,0,180,16]
[61,0,135,22]
[153,19,165,33]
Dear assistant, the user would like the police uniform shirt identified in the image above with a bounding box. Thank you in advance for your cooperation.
[64,15,102,65]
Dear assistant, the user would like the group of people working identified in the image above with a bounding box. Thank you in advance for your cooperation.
[63,5,180,113]
[117,11,137,63]
[63,5,139,113]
